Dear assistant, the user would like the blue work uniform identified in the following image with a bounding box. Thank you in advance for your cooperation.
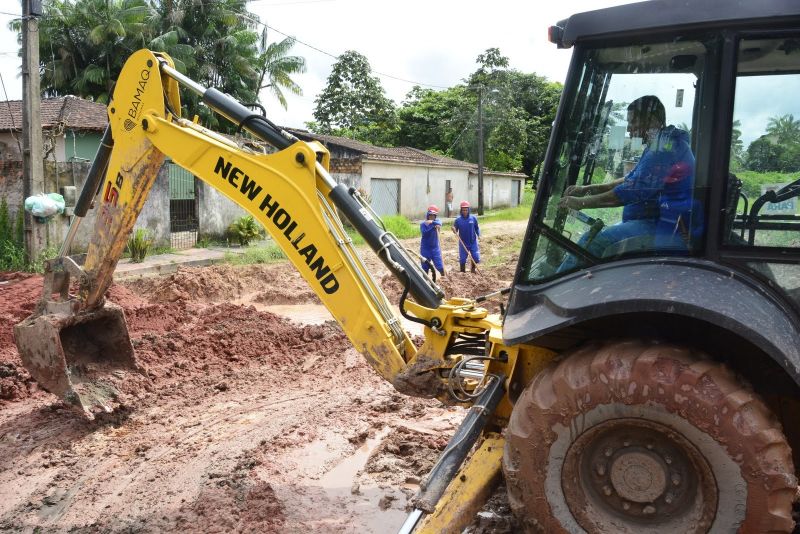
[453,210,480,265]
[420,219,444,274]
[561,126,695,271]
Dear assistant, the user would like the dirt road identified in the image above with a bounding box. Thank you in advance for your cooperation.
[0,220,525,533]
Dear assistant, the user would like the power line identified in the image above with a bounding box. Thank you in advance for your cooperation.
[0,4,453,92]
[237,11,450,90]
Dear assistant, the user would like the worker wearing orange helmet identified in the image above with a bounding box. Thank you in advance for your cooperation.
[420,205,445,277]
[452,200,480,272]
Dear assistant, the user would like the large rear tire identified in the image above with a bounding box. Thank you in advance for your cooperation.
[503,340,797,533]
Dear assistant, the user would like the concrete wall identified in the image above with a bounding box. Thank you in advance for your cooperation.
[65,130,103,161]
[361,160,470,219]
[0,159,171,253]
[135,165,170,246]
[330,156,363,189]
[0,134,22,160]
[196,177,249,238]
[0,130,103,163]
[0,160,23,219]
[468,172,524,210]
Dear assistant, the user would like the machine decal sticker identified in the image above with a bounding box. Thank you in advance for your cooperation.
[214,156,339,294]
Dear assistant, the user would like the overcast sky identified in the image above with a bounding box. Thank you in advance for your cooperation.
[0,0,639,128]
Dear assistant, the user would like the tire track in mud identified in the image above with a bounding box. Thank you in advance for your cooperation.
[0,366,371,532]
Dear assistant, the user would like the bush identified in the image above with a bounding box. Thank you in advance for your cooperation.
[0,240,26,271]
[224,244,286,265]
[127,228,154,263]
[382,215,419,239]
[227,215,262,246]
[0,197,10,244]
[737,170,800,198]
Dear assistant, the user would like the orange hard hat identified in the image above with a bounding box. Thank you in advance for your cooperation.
[460,201,470,209]
[426,205,439,216]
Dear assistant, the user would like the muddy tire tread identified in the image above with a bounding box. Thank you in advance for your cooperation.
[503,340,796,534]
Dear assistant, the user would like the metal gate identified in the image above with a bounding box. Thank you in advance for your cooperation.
[370,178,400,217]
[168,163,198,249]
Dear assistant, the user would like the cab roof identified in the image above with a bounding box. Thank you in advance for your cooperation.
[551,0,800,48]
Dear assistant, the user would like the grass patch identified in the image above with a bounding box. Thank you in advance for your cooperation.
[224,243,286,265]
[345,214,421,246]
[480,184,536,223]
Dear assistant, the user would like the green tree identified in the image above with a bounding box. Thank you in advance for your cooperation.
[34,0,152,102]
[393,50,561,176]
[730,119,744,170]
[395,86,472,154]
[255,27,306,110]
[312,50,397,145]
[28,0,296,129]
[766,114,800,144]
[746,136,785,172]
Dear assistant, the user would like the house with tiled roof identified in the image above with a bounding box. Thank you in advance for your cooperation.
[0,96,108,161]
[287,129,526,218]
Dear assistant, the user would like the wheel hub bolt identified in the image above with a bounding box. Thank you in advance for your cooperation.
[665,493,673,504]
[596,463,606,476]
[622,501,630,510]
[603,485,613,496]
[664,455,672,464]
[605,447,613,457]
[671,473,681,486]
[643,504,656,515]
[623,440,631,447]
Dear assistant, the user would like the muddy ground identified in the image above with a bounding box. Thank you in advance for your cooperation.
[0,221,524,533]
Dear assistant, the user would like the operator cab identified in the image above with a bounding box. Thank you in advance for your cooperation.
[506,0,800,345]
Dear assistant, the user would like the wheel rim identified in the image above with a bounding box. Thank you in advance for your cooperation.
[562,418,717,532]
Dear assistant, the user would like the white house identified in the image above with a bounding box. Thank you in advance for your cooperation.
[287,129,526,218]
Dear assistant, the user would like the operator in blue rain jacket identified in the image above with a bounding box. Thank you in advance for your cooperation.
[452,201,480,273]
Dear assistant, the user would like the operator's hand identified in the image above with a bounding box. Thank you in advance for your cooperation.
[559,195,585,210]
[564,184,588,197]
[451,226,458,234]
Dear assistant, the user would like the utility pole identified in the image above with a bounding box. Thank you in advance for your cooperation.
[22,0,46,261]
[477,86,484,216]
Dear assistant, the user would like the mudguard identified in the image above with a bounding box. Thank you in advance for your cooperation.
[504,258,800,384]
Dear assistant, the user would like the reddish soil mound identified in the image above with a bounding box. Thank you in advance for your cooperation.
[132,303,348,380]
[123,263,322,306]
[0,274,42,401]
[380,270,510,313]
[122,265,248,303]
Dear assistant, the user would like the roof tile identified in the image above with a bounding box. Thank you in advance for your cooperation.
[0,96,108,132]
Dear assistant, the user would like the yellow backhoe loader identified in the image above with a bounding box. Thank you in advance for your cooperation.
[15,1,800,532]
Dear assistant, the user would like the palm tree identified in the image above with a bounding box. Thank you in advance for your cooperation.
[35,0,152,102]
[766,114,800,144]
[255,27,306,110]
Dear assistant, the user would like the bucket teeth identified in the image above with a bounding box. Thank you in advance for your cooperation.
[14,302,140,419]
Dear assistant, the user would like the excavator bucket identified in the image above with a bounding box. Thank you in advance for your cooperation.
[14,301,139,419]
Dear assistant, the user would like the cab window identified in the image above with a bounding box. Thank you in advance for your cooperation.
[523,38,712,282]
[725,36,800,309]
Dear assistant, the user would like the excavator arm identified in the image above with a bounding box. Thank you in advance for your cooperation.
[15,51,543,533]
[14,49,485,413]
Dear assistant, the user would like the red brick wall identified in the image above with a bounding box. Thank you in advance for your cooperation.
[0,160,23,215]
[329,157,362,174]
